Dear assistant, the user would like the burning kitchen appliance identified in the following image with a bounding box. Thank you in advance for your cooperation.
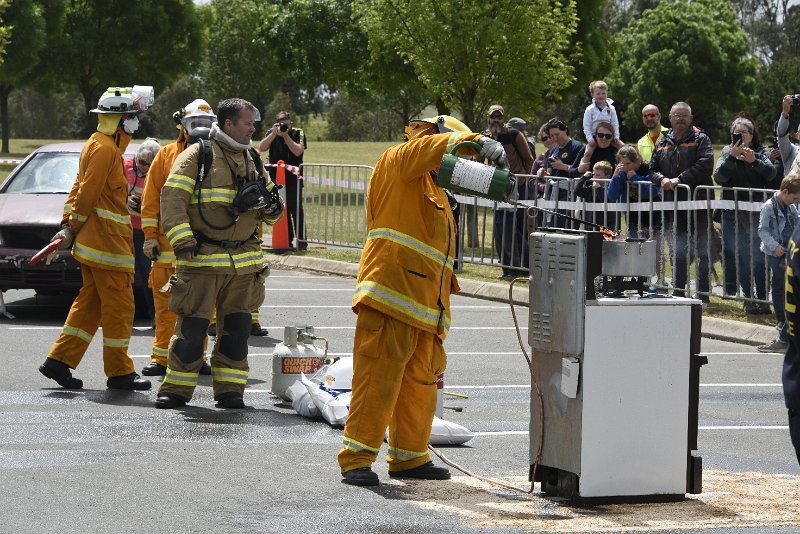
[528,228,705,502]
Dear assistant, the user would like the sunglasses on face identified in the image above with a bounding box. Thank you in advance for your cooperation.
[642,113,658,118]
[595,133,612,140]
[541,136,550,142]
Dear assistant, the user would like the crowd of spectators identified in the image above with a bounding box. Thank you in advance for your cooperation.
[483,83,800,330]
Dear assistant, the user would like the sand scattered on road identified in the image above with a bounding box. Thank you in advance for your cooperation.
[398,469,799,532]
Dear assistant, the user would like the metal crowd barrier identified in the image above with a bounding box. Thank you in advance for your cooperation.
[296,164,780,310]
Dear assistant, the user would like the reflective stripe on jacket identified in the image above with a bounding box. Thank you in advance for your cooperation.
[140,138,187,266]
[65,130,135,272]
[353,131,481,340]
[160,140,269,275]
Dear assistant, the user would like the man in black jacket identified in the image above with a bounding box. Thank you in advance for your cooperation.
[649,102,714,300]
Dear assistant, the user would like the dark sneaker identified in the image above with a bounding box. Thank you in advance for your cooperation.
[39,358,83,389]
[250,323,269,337]
[141,362,167,376]
[388,461,451,480]
[107,373,151,391]
[215,392,245,409]
[199,361,212,375]
[154,393,188,409]
[757,339,788,353]
[342,467,379,486]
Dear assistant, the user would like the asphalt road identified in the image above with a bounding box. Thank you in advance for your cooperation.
[0,269,798,534]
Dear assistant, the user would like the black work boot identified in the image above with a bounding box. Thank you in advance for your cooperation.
[199,361,212,375]
[342,467,379,486]
[107,373,151,391]
[155,393,188,409]
[39,358,83,389]
[250,323,269,336]
[215,392,245,409]
[388,462,451,480]
[141,362,167,376]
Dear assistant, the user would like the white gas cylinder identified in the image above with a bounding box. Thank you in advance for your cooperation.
[271,326,326,400]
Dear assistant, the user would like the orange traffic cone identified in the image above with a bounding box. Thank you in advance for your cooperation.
[270,160,291,251]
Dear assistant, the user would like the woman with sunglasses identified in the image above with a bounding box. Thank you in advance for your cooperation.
[572,122,619,228]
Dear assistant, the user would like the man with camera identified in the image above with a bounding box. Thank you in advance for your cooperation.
[154,98,284,410]
[778,94,800,178]
[259,110,307,250]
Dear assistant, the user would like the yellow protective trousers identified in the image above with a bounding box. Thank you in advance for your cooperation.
[338,306,446,473]
[48,265,135,377]
[148,264,175,367]
[158,270,266,401]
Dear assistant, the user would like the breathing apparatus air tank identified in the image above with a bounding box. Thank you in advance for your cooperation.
[435,141,516,202]
[271,325,326,400]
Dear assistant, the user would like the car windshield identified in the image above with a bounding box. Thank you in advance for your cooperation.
[3,152,79,194]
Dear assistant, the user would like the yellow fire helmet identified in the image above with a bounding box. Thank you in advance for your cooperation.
[404,115,471,141]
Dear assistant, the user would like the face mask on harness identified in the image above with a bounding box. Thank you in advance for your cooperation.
[194,140,283,231]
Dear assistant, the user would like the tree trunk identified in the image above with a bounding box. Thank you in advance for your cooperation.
[435,98,450,116]
[0,85,12,155]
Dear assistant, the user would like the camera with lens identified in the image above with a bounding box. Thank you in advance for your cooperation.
[128,196,142,213]
[279,123,289,133]
[793,94,800,106]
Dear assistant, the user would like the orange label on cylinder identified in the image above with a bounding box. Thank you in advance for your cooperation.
[281,357,324,374]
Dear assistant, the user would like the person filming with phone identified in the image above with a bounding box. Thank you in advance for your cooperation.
[778,94,800,178]
[713,115,776,313]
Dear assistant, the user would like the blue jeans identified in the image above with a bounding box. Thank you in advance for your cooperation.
[768,254,787,323]
[721,211,767,299]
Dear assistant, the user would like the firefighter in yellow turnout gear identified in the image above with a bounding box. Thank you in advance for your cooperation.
[338,116,508,486]
[140,99,216,376]
[39,86,155,391]
[154,98,283,409]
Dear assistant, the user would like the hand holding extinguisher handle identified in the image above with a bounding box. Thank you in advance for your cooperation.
[29,239,62,266]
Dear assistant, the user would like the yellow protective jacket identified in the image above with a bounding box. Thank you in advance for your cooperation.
[63,130,134,272]
[161,130,281,275]
[353,131,481,340]
[140,137,187,267]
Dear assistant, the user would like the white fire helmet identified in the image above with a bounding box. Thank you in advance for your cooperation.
[181,99,217,136]
[324,357,353,391]
[91,85,154,114]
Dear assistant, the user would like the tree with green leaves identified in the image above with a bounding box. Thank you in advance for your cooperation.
[198,0,285,136]
[0,0,63,153]
[353,0,578,130]
[43,0,203,135]
[0,0,10,60]
[608,0,757,138]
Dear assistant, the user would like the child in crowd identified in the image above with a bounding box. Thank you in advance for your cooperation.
[608,144,661,239]
[574,160,614,229]
[582,80,624,163]
[757,173,800,353]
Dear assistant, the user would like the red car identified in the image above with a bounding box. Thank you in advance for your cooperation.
[0,142,140,300]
